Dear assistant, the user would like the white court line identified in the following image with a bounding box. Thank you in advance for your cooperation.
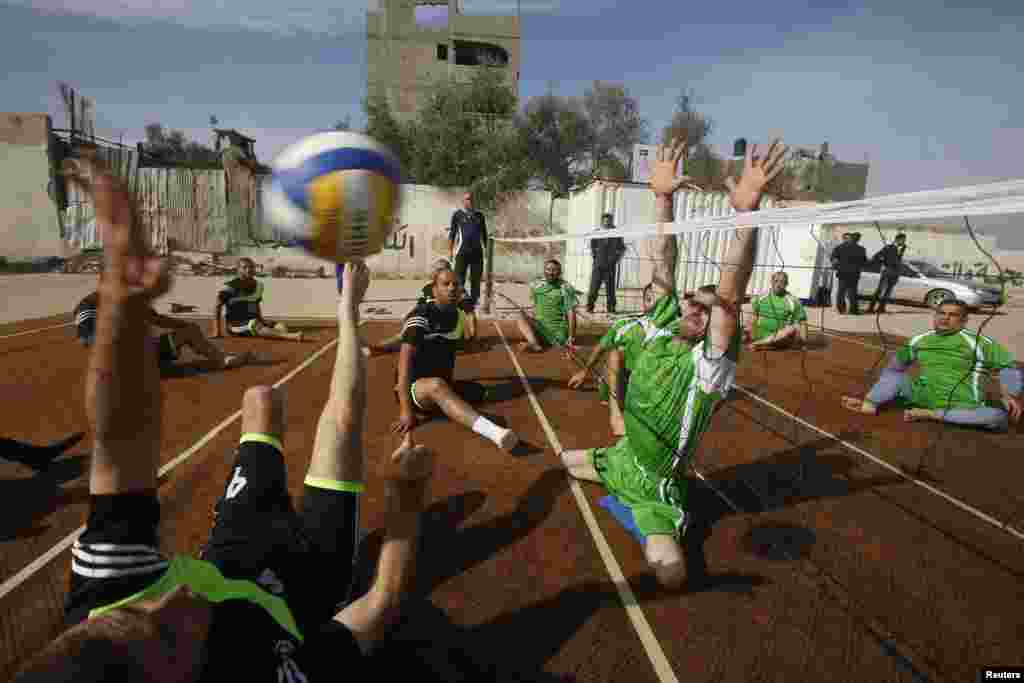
[493,321,679,683]
[732,384,1024,543]
[0,322,74,340]
[0,337,339,603]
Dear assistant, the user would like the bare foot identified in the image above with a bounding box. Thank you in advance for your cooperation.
[904,408,936,423]
[610,413,626,437]
[841,396,877,415]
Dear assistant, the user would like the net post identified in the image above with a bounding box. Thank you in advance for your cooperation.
[484,236,495,314]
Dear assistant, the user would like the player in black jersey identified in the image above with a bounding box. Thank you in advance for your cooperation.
[16,161,435,682]
[213,258,304,341]
[362,259,477,357]
[75,291,251,372]
[392,266,518,451]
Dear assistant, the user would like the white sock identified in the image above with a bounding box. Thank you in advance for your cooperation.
[472,416,505,444]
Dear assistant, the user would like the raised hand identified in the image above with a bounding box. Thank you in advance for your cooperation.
[386,433,435,483]
[63,159,171,304]
[340,259,371,309]
[724,139,788,213]
[648,136,692,198]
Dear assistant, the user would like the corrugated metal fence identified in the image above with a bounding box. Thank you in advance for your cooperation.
[62,152,267,255]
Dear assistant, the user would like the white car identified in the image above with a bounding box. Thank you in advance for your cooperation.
[857,259,1003,308]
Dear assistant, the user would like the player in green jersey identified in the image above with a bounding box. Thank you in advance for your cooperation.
[842,299,1022,430]
[559,136,789,590]
[747,271,808,350]
[511,259,579,352]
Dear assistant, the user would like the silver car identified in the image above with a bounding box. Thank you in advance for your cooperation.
[857,259,1003,308]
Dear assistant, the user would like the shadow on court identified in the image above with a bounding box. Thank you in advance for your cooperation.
[0,454,90,541]
[353,469,766,680]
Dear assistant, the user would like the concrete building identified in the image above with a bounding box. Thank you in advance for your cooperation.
[366,0,521,120]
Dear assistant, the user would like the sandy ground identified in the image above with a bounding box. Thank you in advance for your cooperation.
[3,273,1022,359]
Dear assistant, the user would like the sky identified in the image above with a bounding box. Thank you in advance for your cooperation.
[3,0,1022,246]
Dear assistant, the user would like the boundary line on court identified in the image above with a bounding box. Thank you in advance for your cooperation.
[493,320,679,683]
[0,338,339,603]
[732,383,1024,543]
[0,322,74,340]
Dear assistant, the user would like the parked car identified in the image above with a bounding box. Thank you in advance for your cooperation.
[857,258,1003,308]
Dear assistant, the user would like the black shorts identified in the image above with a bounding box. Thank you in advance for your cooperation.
[393,378,487,412]
[199,437,360,632]
[155,333,178,364]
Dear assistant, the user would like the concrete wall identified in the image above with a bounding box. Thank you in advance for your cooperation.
[236,183,568,280]
[0,113,69,261]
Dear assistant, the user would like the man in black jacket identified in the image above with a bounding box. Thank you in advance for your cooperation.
[866,233,907,314]
[587,213,627,315]
[830,231,868,314]
[448,191,488,309]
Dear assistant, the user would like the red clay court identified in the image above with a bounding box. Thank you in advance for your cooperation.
[0,311,1022,682]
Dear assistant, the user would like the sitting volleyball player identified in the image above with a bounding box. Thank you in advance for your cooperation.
[841,299,1022,430]
[559,137,788,589]
[747,271,808,350]
[17,164,437,681]
[568,281,698,436]
[75,290,251,371]
[365,260,477,356]
[213,257,304,341]
[512,259,578,353]
[393,266,518,452]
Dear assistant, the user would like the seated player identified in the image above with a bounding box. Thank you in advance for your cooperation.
[747,271,808,350]
[0,433,84,472]
[559,136,788,589]
[75,290,251,371]
[510,259,578,353]
[393,266,518,452]
[842,299,1022,430]
[568,282,700,436]
[365,260,477,356]
[16,165,436,681]
[213,257,304,341]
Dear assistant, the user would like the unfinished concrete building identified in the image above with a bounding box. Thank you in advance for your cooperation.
[366,0,521,120]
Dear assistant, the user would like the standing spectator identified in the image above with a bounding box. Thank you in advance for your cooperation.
[866,233,908,314]
[830,231,868,314]
[448,191,488,309]
[587,213,627,315]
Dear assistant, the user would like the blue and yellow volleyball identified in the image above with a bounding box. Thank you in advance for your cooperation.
[265,131,402,262]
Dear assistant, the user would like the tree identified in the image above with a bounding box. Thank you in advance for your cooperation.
[141,123,220,166]
[517,93,594,227]
[661,90,713,157]
[582,81,647,180]
[369,67,530,211]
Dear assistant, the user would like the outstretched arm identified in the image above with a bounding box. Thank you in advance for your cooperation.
[65,159,172,495]
[308,261,371,486]
[702,140,788,354]
[648,138,692,299]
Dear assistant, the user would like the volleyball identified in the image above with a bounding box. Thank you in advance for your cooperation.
[265,131,402,262]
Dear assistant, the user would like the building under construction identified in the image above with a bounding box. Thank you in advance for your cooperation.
[366,0,521,120]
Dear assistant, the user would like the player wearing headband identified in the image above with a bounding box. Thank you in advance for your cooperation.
[559,137,788,590]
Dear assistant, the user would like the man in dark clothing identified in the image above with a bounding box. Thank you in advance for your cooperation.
[866,233,908,314]
[830,231,868,314]
[587,213,627,315]
[448,191,488,309]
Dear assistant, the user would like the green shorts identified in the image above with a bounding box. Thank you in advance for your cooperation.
[589,437,689,538]
[530,317,569,347]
